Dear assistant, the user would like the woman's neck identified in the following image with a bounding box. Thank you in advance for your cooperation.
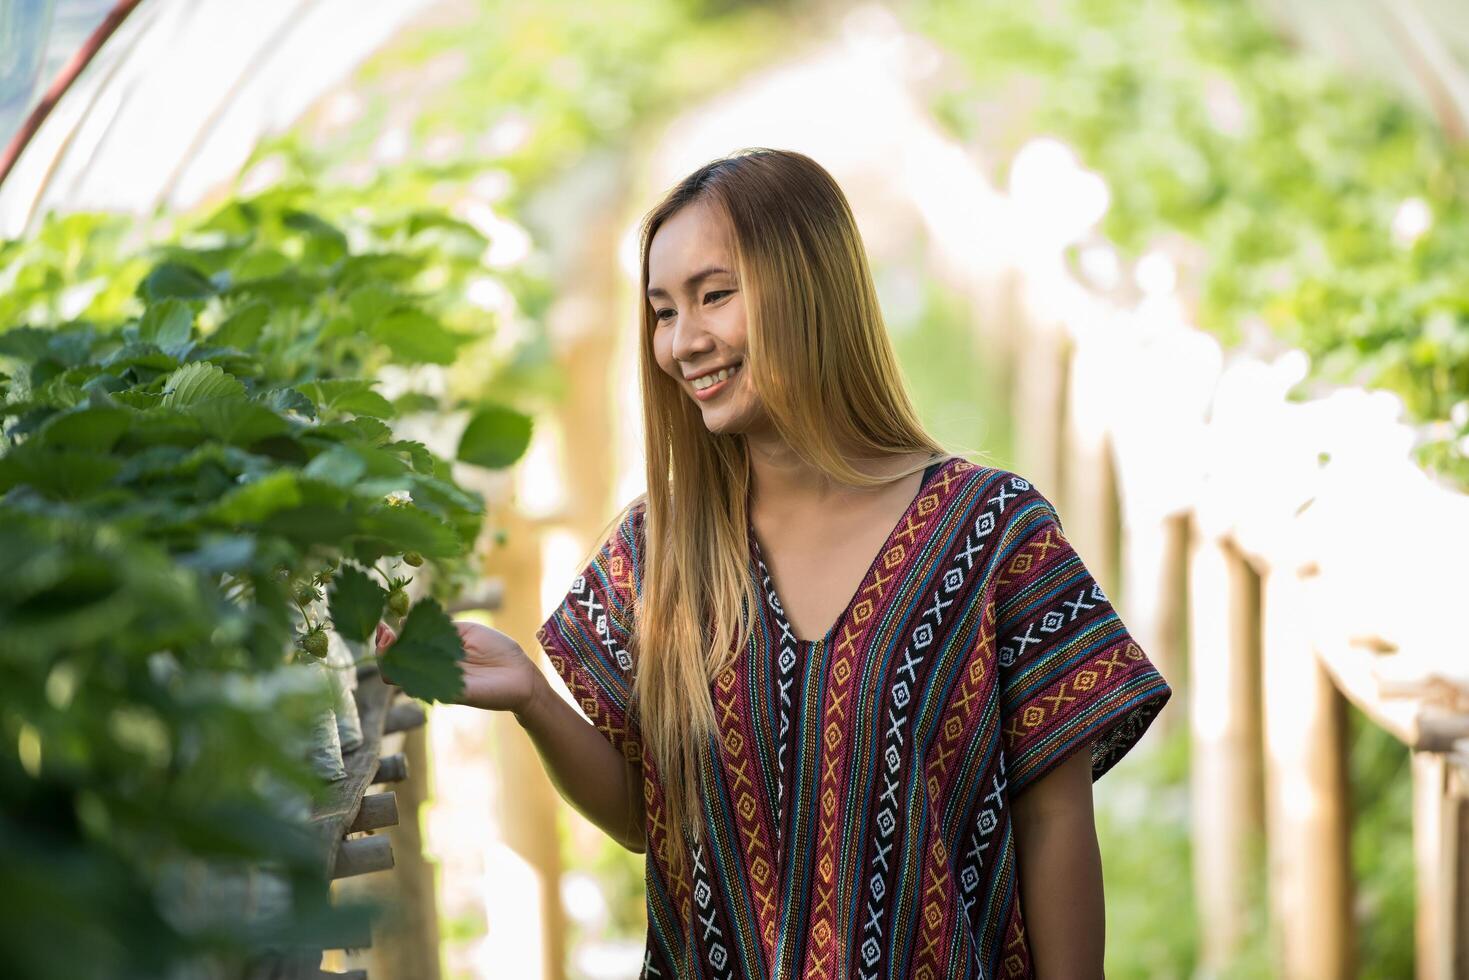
[744,436,930,515]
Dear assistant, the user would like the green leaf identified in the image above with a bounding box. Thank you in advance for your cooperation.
[162,362,246,407]
[369,309,472,365]
[283,210,348,260]
[327,564,386,644]
[457,403,532,468]
[354,505,461,560]
[188,397,290,446]
[298,379,395,419]
[139,262,217,302]
[178,534,256,574]
[138,300,195,352]
[386,439,437,474]
[303,444,367,486]
[0,447,121,498]
[209,470,301,523]
[0,326,53,361]
[100,342,179,373]
[210,302,269,350]
[314,416,392,446]
[35,406,133,452]
[391,391,439,415]
[262,386,316,418]
[379,597,464,703]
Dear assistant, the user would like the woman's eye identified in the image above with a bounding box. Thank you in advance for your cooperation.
[653,291,732,322]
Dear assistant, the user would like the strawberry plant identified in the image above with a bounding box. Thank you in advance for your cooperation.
[0,182,533,977]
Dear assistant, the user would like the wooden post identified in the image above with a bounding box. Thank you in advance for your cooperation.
[356,723,444,980]
[491,500,568,980]
[1413,750,1469,979]
[1187,517,1265,971]
[1061,419,1121,602]
[1261,566,1352,978]
[1010,275,1070,499]
[1118,510,1188,737]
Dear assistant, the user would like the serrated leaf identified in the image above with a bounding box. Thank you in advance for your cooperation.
[327,564,386,644]
[162,362,245,407]
[379,597,464,703]
[457,403,532,468]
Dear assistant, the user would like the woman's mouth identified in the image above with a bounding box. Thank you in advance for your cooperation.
[690,363,741,401]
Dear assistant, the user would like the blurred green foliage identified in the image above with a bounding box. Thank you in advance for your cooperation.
[908,0,1469,487]
[0,175,537,976]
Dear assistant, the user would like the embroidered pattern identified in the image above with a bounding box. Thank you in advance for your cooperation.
[537,460,1173,978]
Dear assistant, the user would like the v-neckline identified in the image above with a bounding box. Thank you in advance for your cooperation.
[747,456,951,647]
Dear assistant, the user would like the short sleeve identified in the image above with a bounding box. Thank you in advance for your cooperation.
[535,499,646,766]
[986,475,1172,797]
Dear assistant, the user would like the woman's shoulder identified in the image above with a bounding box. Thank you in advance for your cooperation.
[940,460,1065,529]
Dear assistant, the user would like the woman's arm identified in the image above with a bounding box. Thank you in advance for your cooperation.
[515,671,648,853]
[377,621,646,853]
[1010,746,1105,978]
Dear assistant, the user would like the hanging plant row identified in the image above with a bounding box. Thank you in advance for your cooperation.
[910,0,1469,487]
[0,182,533,978]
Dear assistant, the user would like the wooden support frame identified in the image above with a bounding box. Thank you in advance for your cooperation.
[1260,566,1353,979]
[1186,519,1265,971]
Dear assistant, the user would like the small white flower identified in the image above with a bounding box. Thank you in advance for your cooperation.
[385,490,413,507]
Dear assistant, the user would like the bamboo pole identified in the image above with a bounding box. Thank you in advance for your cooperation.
[1261,565,1352,979]
[1187,518,1265,971]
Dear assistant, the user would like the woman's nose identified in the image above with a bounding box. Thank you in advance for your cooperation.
[670,316,714,363]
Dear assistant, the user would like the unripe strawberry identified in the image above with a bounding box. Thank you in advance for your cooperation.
[387,588,410,617]
[292,581,319,605]
[299,628,329,658]
[403,551,424,567]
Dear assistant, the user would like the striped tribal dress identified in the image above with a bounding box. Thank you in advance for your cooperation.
[537,456,1173,979]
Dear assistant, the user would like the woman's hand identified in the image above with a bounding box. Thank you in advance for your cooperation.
[375,619,542,717]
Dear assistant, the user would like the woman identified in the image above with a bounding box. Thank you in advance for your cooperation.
[378,148,1172,978]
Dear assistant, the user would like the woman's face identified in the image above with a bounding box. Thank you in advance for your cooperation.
[647,200,766,436]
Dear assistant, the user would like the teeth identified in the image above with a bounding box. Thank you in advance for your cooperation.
[693,363,740,391]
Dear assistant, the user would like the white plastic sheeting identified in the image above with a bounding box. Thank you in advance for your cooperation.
[0,0,440,239]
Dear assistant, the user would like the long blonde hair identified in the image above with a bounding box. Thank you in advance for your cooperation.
[628,148,953,872]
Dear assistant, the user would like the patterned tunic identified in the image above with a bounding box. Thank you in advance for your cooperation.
[537,457,1172,979]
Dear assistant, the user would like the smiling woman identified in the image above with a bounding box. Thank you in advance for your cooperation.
[527,147,1172,979]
